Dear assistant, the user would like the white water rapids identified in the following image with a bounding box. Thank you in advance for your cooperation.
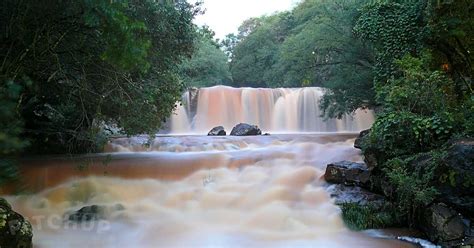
[4,134,415,247]
[0,86,421,247]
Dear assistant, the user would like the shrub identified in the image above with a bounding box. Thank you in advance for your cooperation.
[383,151,446,225]
[340,202,404,230]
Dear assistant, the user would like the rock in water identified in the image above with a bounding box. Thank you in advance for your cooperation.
[324,161,371,187]
[0,198,33,248]
[230,123,262,136]
[66,204,125,222]
[208,126,226,136]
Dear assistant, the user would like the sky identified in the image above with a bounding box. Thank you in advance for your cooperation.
[194,0,300,40]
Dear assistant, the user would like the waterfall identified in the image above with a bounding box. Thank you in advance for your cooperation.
[170,86,374,133]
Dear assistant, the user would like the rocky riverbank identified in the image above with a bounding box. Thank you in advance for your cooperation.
[324,130,474,247]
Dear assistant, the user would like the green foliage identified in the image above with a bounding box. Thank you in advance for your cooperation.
[226,0,376,117]
[340,202,403,230]
[383,151,446,224]
[425,0,474,97]
[179,27,232,87]
[354,1,426,83]
[367,53,467,157]
[0,0,200,154]
[229,13,291,87]
[370,111,454,157]
[377,53,455,113]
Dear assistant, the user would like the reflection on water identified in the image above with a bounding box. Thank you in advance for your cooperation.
[4,134,413,247]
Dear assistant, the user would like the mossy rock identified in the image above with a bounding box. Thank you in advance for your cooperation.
[0,198,33,248]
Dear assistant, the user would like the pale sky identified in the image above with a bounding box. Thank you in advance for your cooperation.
[194,0,299,40]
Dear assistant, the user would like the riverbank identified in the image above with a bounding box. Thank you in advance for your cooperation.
[324,130,474,247]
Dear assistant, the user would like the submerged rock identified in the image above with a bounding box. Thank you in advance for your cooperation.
[66,204,125,222]
[0,198,33,248]
[324,161,371,187]
[230,123,262,136]
[208,126,226,136]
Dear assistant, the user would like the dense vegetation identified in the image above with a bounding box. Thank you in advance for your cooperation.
[1,0,472,234]
[356,0,473,230]
[220,0,473,234]
[0,0,203,183]
[220,0,377,117]
[179,26,232,87]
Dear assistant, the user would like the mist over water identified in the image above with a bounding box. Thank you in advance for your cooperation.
[170,86,374,134]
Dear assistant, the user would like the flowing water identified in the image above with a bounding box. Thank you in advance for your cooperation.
[170,86,374,134]
[2,87,415,247]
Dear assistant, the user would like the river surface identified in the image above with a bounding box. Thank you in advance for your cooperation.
[3,133,415,247]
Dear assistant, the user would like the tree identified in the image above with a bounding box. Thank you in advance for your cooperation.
[0,0,200,154]
[179,27,232,87]
[229,13,294,87]
[276,0,376,117]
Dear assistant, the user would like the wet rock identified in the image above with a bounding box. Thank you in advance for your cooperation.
[326,184,387,209]
[363,146,381,170]
[418,203,467,245]
[208,126,226,136]
[438,139,474,217]
[368,169,396,199]
[354,129,370,149]
[230,123,262,136]
[66,204,125,222]
[0,198,33,248]
[324,161,370,187]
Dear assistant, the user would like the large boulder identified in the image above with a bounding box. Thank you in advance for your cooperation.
[418,203,468,246]
[0,198,33,248]
[324,161,370,187]
[230,123,262,136]
[354,129,370,149]
[208,126,226,136]
[66,204,125,222]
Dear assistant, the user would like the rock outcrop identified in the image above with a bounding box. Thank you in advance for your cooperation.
[351,132,474,247]
[0,198,33,248]
[437,139,474,217]
[324,161,371,187]
[418,203,472,247]
[230,123,262,136]
[208,126,226,136]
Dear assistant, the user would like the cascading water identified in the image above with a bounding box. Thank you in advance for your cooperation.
[6,134,416,248]
[2,86,424,248]
[170,86,374,134]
